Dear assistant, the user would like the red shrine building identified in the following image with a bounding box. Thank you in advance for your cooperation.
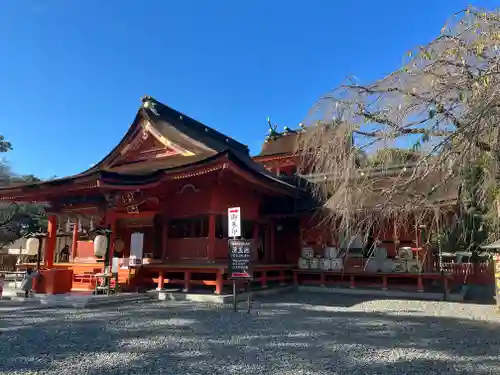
[0,96,310,294]
[0,96,480,295]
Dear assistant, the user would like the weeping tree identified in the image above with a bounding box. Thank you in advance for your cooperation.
[299,6,500,246]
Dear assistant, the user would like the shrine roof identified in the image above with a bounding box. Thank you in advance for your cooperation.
[300,164,460,210]
[84,95,250,174]
[254,119,304,159]
[0,97,305,200]
[257,133,300,158]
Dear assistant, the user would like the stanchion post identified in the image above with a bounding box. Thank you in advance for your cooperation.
[247,281,251,313]
[233,280,237,312]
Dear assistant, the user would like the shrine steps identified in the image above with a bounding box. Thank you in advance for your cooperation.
[0,291,154,308]
[156,284,295,304]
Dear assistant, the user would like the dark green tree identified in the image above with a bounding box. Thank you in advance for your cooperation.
[0,137,46,248]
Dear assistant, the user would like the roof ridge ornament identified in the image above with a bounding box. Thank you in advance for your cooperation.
[265,117,282,143]
[140,95,160,116]
[264,117,306,143]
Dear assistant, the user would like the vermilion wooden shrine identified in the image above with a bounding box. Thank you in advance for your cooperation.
[0,96,483,295]
[0,96,308,294]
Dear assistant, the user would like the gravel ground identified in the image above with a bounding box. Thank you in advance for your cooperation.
[0,292,500,375]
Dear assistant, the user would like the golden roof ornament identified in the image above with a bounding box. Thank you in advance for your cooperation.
[140,95,159,116]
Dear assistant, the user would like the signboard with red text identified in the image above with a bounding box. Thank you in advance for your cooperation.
[228,207,241,238]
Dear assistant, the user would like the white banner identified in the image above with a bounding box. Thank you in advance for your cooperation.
[111,257,120,273]
[228,207,241,238]
[130,232,144,266]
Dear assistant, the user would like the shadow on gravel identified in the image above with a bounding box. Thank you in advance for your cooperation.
[0,293,499,375]
[464,284,497,305]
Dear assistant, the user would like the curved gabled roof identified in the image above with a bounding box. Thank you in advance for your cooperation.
[0,96,304,200]
[84,96,249,174]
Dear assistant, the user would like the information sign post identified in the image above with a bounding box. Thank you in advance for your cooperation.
[227,207,252,312]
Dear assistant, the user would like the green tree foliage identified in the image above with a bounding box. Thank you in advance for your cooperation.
[0,136,46,247]
[431,162,491,260]
[0,135,12,153]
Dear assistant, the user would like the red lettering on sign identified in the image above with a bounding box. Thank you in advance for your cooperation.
[231,272,250,278]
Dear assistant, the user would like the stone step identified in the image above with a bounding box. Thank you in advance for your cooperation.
[4,280,22,289]
[1,287,27,298]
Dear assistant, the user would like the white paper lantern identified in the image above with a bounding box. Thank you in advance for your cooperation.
[114,239,125,253]
[94,235,108,257]
[26,237,40,256]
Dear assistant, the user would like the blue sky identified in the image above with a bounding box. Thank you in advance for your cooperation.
[0,0,497,179]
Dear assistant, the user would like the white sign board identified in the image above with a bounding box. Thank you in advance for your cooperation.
[120,257,129,269]
[111,257,120,273]
[129,232,144,266]
[228,207,241,238]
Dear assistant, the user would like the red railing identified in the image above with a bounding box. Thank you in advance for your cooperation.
[439,261,494,285]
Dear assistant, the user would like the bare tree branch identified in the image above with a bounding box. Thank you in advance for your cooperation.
[299,6,500,245]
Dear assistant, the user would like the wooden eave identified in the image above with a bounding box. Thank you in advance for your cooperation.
[98,150,302,197]
[224,161,293,196]
[0,174,102,202]
[253,153,297,163]
[225,152,303,197]
[0,149,301,202]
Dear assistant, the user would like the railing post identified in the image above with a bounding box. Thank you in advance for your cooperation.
[183,271,190,292]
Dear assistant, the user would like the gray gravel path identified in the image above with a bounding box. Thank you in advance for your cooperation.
[0,292,499,375]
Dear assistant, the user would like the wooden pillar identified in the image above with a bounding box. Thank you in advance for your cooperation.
[183,271,191,292]
[161,218,169,261]
[215,269,224,295]
[261,270,268,288]
[157,271,164,291]
[270,220,276,263]
[208,214,216,262]
[417,275,424,293]
[252,222,259,262]
[382,275,388,291]
[71,219,79,261]
[45,215,57,269]
[108,213,117,267]
[349,275,356,289]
